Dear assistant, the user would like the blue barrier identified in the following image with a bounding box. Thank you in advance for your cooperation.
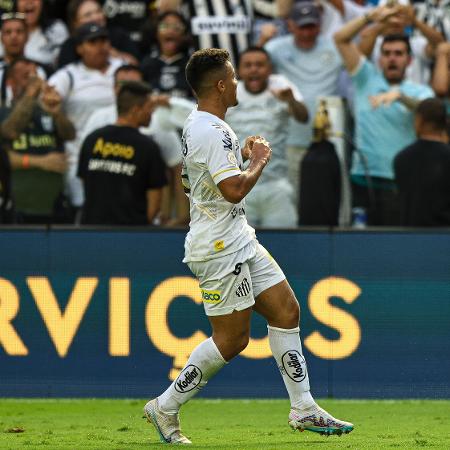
[0,228,449,398]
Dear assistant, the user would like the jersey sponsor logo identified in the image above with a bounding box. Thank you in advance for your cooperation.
[235,277,251,298]
[211,123,233,151]
[191,16,251,35]
[174,364,203,393]
[93,138,135,160]
[214,240,225,252]
[201,289,222,304]
[282,350,307,383]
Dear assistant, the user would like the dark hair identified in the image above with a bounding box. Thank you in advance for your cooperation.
[116,80,152,116]
[381,34,412,55]
[238,46,271,66]
[5,56,36,79]
[185,48,230,97]
[416,98,447,131]
[114,64,143,82]
[66,0,100,32]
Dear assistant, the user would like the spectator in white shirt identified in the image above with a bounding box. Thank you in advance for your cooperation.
[49,22,124,210]
[226,46,308,227]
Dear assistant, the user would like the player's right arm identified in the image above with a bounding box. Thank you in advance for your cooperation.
[218,139,271,204]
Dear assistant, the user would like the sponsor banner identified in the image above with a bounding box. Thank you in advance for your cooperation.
[191,16,251,35]
[0,229,449,398]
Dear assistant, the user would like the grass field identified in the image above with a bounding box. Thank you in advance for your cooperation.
[0,399,449,449]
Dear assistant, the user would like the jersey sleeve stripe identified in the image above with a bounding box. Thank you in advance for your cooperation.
[212,167,241,180]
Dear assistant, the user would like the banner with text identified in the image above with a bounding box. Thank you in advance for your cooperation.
[0,229,449,398]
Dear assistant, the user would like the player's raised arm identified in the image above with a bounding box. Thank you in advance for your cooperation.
[218,138,272,204]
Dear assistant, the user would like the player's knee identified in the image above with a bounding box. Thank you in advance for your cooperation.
[229,331,250,357]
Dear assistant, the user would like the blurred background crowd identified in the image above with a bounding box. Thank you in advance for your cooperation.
[0,0,449,228]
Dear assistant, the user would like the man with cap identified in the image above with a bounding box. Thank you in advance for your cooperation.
[49,22,125,217]
[265,2,342,206]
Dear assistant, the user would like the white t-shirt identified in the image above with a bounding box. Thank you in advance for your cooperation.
[182,109,255,262]
[226,74,303,182]
[82,103,183,169]
[49,57,123,206]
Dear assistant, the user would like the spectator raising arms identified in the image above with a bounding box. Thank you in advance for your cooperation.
[265,2,343,204]
[16,0,69,67]
[0,58,74,224]
[49,22,124,210]
[78,81,167,225]
[334,5,434,226]
[57,0,139,68]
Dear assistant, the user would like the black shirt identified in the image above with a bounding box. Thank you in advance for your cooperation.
[141,51,193,99]
[100,0,156,44]
[78,125,167,225]
[394,139,450,226]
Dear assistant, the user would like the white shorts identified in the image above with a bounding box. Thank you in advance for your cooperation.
[187,239,286,316]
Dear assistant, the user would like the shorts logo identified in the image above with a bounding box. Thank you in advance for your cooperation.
[174,365,203,393]
[214,240,225,251]
[201,289,222,304]
[235,277,251,298]
[282,350,307,383]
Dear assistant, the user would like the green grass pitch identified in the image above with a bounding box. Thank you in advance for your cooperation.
[0,399,449,449]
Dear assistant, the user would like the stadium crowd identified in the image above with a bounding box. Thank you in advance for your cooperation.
[0,0,449,227]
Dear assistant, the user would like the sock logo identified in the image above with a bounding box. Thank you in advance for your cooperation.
[235,277,251,297]
[174,365,203,393]
[282,350,307,383]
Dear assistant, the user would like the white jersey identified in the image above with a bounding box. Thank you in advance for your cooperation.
[182,109,255,262]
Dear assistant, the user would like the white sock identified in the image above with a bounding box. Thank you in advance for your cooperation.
[157,337,226,413]
[268,325,315,411]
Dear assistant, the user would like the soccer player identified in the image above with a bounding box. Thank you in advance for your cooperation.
[144,48,354,445]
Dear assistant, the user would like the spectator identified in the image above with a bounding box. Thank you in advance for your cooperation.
[226,46,308,227]
[141,10,193,99]
[57,0,139,68]
[77,81,167,225]
[49,22,124,211]
[0,58,74,224]
[16,0,69,67]
[265,2,342,203]
[358,3,444,83]
[394,98,450,226]
[100,0,156,45]
[334,6,434,225]
[82,64,190,226]
[0,12,47,105]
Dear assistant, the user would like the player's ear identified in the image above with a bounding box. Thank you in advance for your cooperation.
[217,79,226,94]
